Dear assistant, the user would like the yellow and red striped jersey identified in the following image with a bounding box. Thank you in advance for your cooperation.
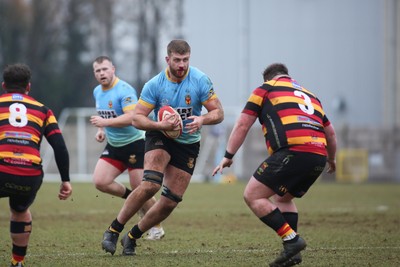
[243,77,330,156]
[0,93,68,178]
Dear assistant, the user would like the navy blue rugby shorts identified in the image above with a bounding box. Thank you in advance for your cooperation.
[100,139,145,171]
[0,172,43,212]
[145,130,200,175]
[253,149,327,197]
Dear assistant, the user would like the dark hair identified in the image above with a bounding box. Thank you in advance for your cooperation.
[167,40,191,56]
[93,56,112,64]
[262,63,289,82]
[3,63,31,92]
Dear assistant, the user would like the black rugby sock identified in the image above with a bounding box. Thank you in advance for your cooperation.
[122,187,132,199]
[282,212,298,232]
[110,218,124,233]
[129,224,144,239]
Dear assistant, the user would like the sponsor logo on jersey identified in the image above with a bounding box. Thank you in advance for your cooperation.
[297,116,320,126]
[124,97,132,104]
[97,109,117,119]
[11,94,24,100]
[4,157,32,166]
[5,131,32,139]
[208,88,215,98]
[176,107,192,121]
[292,81,301,89]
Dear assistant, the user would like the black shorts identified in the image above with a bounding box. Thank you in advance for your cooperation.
[253,149,326,197]
[100,139,145,170]
[145,130,200,175]
[0,172,43,212]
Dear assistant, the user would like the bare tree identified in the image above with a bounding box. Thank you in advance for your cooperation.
[0,0,184,114]
[86,0,114,58]
[111,0,184,90]
[0,0,30,64]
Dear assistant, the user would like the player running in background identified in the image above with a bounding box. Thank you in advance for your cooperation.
[101,39,224,256]
[213,63,337,267]
[0,63,73,267]
[91,56,165,243]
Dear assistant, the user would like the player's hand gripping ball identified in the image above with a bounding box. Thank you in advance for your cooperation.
[157,106,183,139]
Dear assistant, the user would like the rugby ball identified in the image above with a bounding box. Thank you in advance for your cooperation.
[157,106,183,139]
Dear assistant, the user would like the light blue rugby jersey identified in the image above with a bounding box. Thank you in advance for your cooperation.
[139,66,218,144]
[93,77,145,147]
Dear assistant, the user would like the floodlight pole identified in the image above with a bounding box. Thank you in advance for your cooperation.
[236,0,250,179]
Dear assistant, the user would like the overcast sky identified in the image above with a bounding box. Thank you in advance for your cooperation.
[183,0,387,128]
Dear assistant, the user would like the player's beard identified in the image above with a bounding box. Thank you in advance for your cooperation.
[170,67,187,79]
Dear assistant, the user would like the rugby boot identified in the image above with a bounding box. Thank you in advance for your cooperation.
[146,226,165,240]
[102,228,119,255]
[121,232,137,256]
[280,253,302,267]
[269,236,306,267]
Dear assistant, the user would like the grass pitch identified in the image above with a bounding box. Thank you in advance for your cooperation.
[0,181,399,266]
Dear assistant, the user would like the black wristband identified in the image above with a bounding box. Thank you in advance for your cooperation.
[224,150,234,159]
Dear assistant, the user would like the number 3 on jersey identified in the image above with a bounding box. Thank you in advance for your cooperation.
[294,90,314,115]
[9,103,28,127]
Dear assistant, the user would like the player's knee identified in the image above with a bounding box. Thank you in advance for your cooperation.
[10,221,32,234]
[94,182,108,192]
[161,185,182,204]
[93,176,105,188]
[140,180,161,198]
[93,175,115,191]
[273,194,294,204]
[243,191,253,207]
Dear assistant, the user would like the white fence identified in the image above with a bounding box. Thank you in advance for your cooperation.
[41,107,244,183]
[42,108,400,183]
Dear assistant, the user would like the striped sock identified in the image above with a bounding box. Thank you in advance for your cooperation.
[277,223,298,241]
[260,208,298,241]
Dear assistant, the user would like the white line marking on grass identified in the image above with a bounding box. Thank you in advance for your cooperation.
[2,246,398,259]
[309,246,400,251]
